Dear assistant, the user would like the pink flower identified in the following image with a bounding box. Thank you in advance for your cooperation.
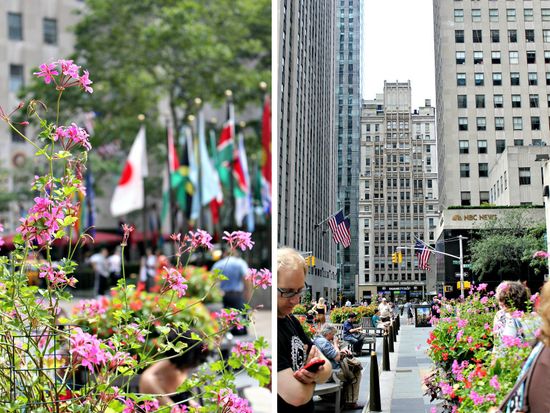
[162,267,188,298]
[533,250,550,259]
[171,406,189,413]
[69,328,107,372]
[217,388,253,413]
[511,310,524,318]
[484,323,491,331]
[245,268,272,289]
[490,375,501,391]
[439,381,453,395]
[457,318,468,328]
[232,341,256,358]
[79,70,93,93]
[530,293,539,303]
[456,330,464,341]
[470,390,484,406]
[57,59,80,79]
[215,309,245,331]
[485,393,497,403]
[477,283,488,291]
[38,263,77,288]
[184,229,213,252]
[123,399,136,413]
[73,298,108,318]
[0,223,4,232]
[223,231,255,251]
[501,335,524,347]
[33,62,59,84]
[121,223,134,247]
[54,123,91,151]
[480,296,488,305]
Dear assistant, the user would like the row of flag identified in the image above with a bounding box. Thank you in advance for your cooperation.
[76,96,272,239]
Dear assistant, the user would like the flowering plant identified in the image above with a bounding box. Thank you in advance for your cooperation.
[0,61,271,412]
[329,305,377,323]
[425,285,539,412]
[295,316,317,339]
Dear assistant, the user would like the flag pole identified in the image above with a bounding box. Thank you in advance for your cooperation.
[225,89,236,229]
[138,114,149,251]
[194,97,205,230]
[165,118,176,240]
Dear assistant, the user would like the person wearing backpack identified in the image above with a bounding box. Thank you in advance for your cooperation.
[314,325,364,411]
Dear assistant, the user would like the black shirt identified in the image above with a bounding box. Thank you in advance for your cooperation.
[277,315,315,413]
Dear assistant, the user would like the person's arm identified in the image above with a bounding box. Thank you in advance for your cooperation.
[139,369,174,406]
[278,368,316,407]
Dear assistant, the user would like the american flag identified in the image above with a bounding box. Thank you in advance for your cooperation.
[328,210,351,248]
[414,239,431,270]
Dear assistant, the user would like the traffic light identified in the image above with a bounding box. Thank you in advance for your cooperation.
[391,253,397,264]
[397,251,403,264]
[305,256,316,267]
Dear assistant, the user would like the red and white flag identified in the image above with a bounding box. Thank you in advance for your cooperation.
[110,126,148,217]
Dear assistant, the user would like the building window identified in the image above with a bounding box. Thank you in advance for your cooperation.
[506,8,516,22]
[531,116,541,130]
[509,51,519,64]
[43,18,57,45]
[543,9,550,21]
[457,73,466,86]
[489,8,499,22]
[511,94,521,108]
[9,64,24,93]
[519,167,531,185]
[475,95,485,108]
[527,51,536,64]
[526,30,535,43]
[495,117,505,130]
[528,72,538,85]
[476,117,486,131]
[511,72,520,86]
[514,139,524,146]
[454,9,464,22]
[456,51,466,64]
[547,94,550,107]
[474,73,484,86]
[496,139,506,153]
[457,95,467,108]
[494,95,504,108]
[459,140,469,154]
[509,30,517,43]
[492,73,502,86]
[461,192,471,206]
[472,9,481,22]
[544,30,550,43]
[513,117,523,130]
[530,94,539,108]
[473,51,483,64]
[479,163,489,177]
[460,163,470,177]
[458,117,468,131]
[455,30,465,43]
[473,30,482,43]
[547,72,550,85]
[478,140,487,154]
[8,12,23,40]
[491,30,500,43]
[546,51,550,63]
[480,191,490,204]
[491,51,501,64]
[524,8,534,21]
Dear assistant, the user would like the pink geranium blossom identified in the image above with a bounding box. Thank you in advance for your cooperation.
[470,390,484,406]
[490,375,501,391]
[33,63,59,84]
[215,309,245,331]
[69,328,107,372]
[223,231,255,251]
[217,388,253,413]
[232,341,256,358]
[533,250,550,259]
[245,268,272,289]
[78,70,93,93]
[183,229,213,252]
[162,267,188,298]
[38,263,77,288]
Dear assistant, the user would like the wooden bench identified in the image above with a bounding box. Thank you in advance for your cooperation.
[313,372,343,413]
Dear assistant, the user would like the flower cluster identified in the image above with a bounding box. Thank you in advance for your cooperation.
[222,231,255,251]
[54,123,91,151]
[215,308,246,331]
[17,197,72,245]
[161,266,188,298]
[217,388,253,413]
[38,263,77,287]
[33,59,93,93]
[245,268,272,289]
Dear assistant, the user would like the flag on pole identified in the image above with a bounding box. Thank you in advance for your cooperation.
[235,132,253,230]
[261,95,271,214]
[414,239,432,270]
[84,168,96,237]
[327,209,351,248]
[216,106,235,190]
[161,124,180,225]
[110,125,148,217]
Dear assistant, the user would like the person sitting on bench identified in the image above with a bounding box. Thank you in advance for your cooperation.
[342,313,367,356]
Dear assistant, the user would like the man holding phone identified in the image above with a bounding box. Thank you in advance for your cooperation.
[277,247,332,412]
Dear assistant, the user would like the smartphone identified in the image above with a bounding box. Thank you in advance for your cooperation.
[303,359,325,372]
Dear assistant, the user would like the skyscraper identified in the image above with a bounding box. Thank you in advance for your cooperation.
[277,0,338,301]
[336,0,364,302]
[434,0,550,209]
[358,82,439,301]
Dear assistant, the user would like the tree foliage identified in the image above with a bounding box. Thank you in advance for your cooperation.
[469,210,546,280]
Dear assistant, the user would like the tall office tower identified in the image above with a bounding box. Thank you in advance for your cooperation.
[357,82,439,302]
[336,0,364,302]
[0,0,84,230]
[434,1,550,209]
[277,0,338,302]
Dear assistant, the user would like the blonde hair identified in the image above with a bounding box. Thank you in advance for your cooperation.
[277,247,307,276]
[538,281,550,346]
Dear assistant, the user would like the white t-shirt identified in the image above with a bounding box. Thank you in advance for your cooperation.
[108,254,121,274]
[89,253,109,278]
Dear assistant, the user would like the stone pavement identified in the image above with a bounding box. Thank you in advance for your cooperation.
[366,317,436,413]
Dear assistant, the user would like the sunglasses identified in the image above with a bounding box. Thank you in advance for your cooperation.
[278,284,308,299]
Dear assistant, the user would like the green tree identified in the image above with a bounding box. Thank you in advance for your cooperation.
[469,210,546,281]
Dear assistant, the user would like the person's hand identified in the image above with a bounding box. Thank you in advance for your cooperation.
[293,346,325,384]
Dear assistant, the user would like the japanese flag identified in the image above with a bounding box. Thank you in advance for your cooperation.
[110,126,148,217]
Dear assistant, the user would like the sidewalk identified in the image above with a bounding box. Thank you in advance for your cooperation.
[366,317,435,413]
